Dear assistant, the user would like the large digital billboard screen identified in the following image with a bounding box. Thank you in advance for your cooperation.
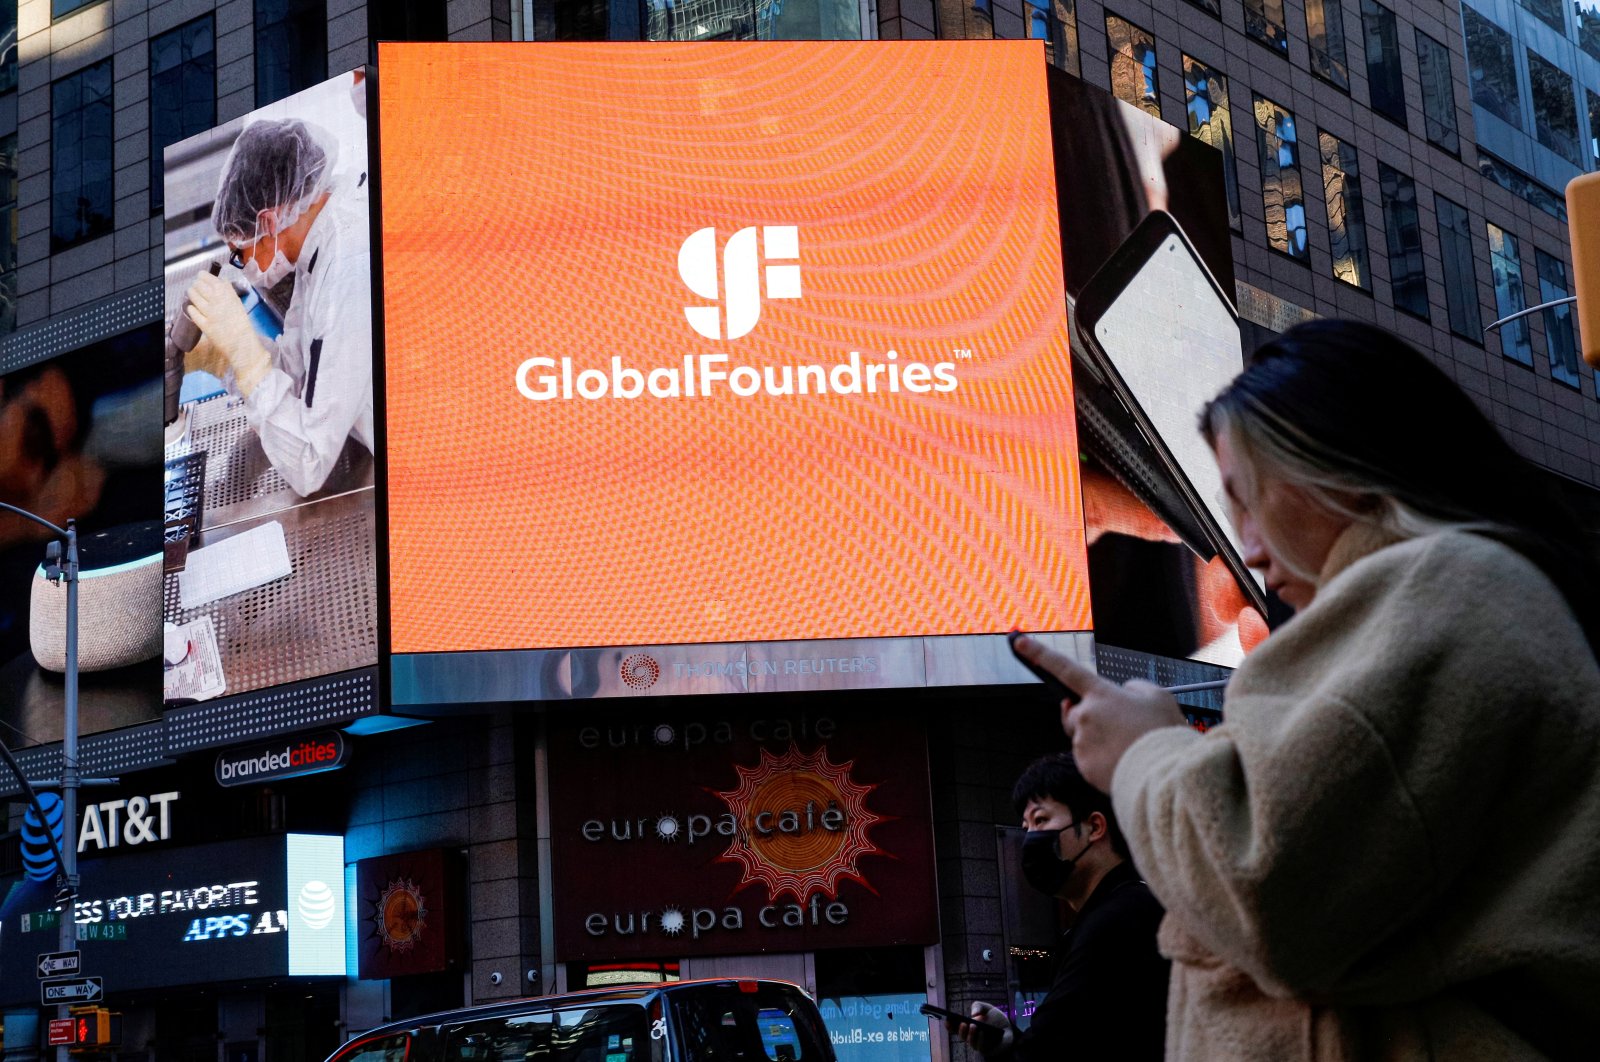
[160,70,376,709]
[379,42,1091,698]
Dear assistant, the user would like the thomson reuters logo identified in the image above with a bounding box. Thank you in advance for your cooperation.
[678,225,801,340]
[621,653,661,690]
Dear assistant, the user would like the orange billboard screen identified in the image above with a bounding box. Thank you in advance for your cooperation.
[380,41,1090,654]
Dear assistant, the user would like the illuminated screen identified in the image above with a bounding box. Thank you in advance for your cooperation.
[380,41,1090,655]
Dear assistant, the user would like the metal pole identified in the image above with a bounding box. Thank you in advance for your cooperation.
[1485,294,1577,332]
[56,520,79,1062]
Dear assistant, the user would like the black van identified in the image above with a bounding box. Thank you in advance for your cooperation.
[325,978,836,1062]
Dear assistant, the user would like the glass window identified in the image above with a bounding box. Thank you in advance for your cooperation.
[1590,88,1599,170]
[1029,0,1080,76]
[1487,222,1532,365]
[1464,9,1521,129]
[255,0,326,107]
[1184,55,1241,230]
[1377,161,1428,318]
[149,17,215,215]
[330,1035,412,1062]
[1181,0,1220,17]
[51,59,114,252]
[1361,0,1407,127]
[1527,49,1580,165]
[1414,29,1459,154]
[1478,150,1566,221]
[1254,95,1308,261]
[674,985,829,1062]
[1106,14,1160,118]
[636,0,863,39]
[1579,0,1600,64]
[1515,0,1565,35]
[0,133,15,335]
[1305,0,1350,90]
[0,0,15,94]
[371,3,448,46]
[1319,132,1370,290]
[1536,248,1580,388]
[447,1007,652,1062]
[1435,194,1480,340]
[1244,0,1290,55]
[52,0,100,17]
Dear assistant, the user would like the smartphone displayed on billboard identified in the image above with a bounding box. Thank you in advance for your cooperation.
[1073,209,1267,618]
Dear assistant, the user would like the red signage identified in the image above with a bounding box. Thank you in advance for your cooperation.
[47,1018,78,1046]
[549,709,937,960]
[355,848,464,980]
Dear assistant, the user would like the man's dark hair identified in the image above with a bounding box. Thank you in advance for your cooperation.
[1012,752,1129,859]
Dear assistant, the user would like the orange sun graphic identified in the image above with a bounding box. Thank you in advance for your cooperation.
[715,743,887,903]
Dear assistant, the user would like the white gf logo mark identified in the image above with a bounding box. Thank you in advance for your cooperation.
[678,225,801,340]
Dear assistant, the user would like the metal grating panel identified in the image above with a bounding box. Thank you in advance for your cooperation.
[80,721,170,777]
[164,667,379,753]
[0,281,164,375]
[1095,644,1229,712]
[184,398,365,510]
[1235,280,1318,333]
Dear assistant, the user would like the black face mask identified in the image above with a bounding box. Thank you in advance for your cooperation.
[1021,827,1081,897]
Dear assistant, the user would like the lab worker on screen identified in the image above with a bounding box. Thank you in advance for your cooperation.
[184,117,374,497]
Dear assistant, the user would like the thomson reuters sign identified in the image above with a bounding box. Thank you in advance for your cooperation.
[215,732,349,787]
[380,41,1090,655]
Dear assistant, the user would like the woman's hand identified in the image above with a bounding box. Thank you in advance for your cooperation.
[1012,635,1187,791]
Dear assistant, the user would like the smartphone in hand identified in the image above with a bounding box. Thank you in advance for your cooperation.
[919,1003,1002,1045]
[1007,629,1081,704]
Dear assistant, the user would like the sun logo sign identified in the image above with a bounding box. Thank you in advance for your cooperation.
[678,226,801,340]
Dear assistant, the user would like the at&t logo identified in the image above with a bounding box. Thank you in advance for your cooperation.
[678,225,801,340]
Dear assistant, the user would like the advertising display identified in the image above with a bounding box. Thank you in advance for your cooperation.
[160,70,376,709]
[0,328,164,746]
[354,847,465,979]
[0,833,346,1004]
[380,42,1092,702]
[547,706,937,961]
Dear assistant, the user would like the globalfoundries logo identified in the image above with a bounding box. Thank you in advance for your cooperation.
[513,226,961,401]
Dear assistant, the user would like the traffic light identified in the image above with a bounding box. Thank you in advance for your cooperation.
[67,1007,120,1049]
[1571,173,1600,367]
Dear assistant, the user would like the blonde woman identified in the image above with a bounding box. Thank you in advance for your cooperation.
[1017,320,1600,1058]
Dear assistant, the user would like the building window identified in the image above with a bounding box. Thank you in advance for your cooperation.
[1479,150,1566,221]
[1027,0,1080,75]
[1590,88,1599,170]
[1414,30,1459,154]
[371,2,448,57]
[1579,0,1600,64]
[1182,0,1220,17]
[1244,0,1289,55]
[149,17,215,215]
[52,0,100,17]
[1464,9,1521,129]
[1527,50,1580,166]
[1516,0,1565,35]
[256,0,327,107]
[1377,162,1428,319]
[1319,132,1370,291]
[1183,56,1240,230]
[1487,223,1532,366]
[1536,249,1580,388]
[0,133,15,334]
[1254,95,1308,261]
[1305,0,1350,90]
[51,60,114,253]
[1360,0,1406,127]
[1435,194,1480,340]
[0,0,15,94]
[1106,14,1159,118]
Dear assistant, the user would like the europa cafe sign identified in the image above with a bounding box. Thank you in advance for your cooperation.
[547,709,937,960]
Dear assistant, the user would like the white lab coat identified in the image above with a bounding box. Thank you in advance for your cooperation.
[244,174,374,497]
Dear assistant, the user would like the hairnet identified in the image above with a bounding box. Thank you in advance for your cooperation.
[210,118,340,246]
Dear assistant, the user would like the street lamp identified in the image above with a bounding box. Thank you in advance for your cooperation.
[0,501,80,1062]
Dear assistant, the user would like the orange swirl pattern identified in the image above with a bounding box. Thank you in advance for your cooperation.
[380,41,1091,652]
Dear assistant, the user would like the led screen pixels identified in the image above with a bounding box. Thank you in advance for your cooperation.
[380,41,1090,654]
[0,834,345,1003]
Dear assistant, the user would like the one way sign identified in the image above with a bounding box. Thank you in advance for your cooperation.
[37,950,81,978]
[40,976,102,1005]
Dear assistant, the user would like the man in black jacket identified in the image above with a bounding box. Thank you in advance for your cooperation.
[950,753,1169,1060]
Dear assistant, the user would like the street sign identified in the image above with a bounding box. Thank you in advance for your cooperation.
[40,976,102,1005]
[37,950,82,978]
[46,1018,78,1045]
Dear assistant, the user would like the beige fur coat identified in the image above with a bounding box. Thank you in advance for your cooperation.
[1112,527,1600,1059]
